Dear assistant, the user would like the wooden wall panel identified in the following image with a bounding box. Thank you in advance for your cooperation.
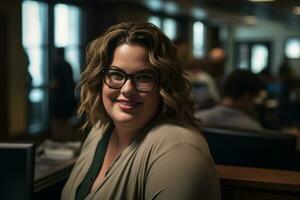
[0,15,8,138]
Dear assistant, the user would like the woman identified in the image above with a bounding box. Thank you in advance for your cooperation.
[62,22,220,200]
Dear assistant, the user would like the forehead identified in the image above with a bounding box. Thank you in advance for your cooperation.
[111,44,151,73]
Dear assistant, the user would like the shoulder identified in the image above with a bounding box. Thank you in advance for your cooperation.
[237,115,263,130]
[147,123,202,142]
[141,124,221,199]
[195,106,218,118]
[141,123,211,158]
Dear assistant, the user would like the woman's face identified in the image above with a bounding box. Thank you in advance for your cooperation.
[102,44,160,130]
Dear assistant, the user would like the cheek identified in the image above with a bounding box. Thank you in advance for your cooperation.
[102,84,116,97]
[102,85,115,107]
[102,85,108,101]
[143,90,161,109]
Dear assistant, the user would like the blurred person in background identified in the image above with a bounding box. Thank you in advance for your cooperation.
[186,58,220,111]
[49,47,77,140]
[23,49,32,129]
[277,56,300,134]
[195,69,264,131]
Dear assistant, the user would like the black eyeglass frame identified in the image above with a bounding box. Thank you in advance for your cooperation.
[100,67,159,92]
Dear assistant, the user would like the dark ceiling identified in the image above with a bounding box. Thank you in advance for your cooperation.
[194,0,300,27]
[102,0,300,27]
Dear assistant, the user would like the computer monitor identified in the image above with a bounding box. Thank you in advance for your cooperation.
[0,142,35,200]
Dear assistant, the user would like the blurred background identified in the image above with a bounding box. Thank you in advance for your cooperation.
[1,0,300,140]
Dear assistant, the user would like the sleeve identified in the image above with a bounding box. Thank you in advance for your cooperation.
[145,144,221,200]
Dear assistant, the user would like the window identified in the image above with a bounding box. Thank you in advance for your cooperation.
[148,16,177,41]
[235,41,271,74]
[285,38,300,59]
[148,16,161,29]
[162,18,177,40]
[193,21,205,58]
[22,0,49,133]
[237,44,249,69]
[22,0,82,134]
[251,44,269,73]
[54,4,82,82]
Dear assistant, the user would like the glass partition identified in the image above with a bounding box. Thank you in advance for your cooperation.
[22,0,49,133]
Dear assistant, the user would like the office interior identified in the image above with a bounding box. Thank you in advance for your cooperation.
[1,0,300,199]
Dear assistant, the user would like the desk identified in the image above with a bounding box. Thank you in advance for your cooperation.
[34,158,77,200]
[217,165,300,200]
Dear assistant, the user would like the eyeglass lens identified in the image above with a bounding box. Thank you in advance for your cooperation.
[104,69,156,91]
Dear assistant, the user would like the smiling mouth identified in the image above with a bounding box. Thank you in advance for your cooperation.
[115,100,142,110]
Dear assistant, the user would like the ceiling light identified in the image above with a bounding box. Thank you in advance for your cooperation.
[248,0,275,2]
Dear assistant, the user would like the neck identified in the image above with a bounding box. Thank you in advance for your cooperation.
[112,124,139,150]
[221,97,242,110]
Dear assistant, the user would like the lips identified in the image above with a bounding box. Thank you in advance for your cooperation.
[115,99,142,110]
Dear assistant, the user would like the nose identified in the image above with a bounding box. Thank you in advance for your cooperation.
[121,79,136,97]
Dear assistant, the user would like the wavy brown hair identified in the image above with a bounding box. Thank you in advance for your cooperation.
[77,21,200,130]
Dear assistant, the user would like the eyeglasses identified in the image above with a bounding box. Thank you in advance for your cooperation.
[101,67,158,92]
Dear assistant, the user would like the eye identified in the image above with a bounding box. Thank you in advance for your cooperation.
[134,73,155,83]
[107,70,125,81]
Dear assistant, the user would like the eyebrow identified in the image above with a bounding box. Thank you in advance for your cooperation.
[109,65,156,74]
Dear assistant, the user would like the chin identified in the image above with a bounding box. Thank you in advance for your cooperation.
[113,112,138,123]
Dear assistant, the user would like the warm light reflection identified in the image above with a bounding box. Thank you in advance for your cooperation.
[293,7,300,15]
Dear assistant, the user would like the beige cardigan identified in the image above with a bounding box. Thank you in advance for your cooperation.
[61,123,221,200]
